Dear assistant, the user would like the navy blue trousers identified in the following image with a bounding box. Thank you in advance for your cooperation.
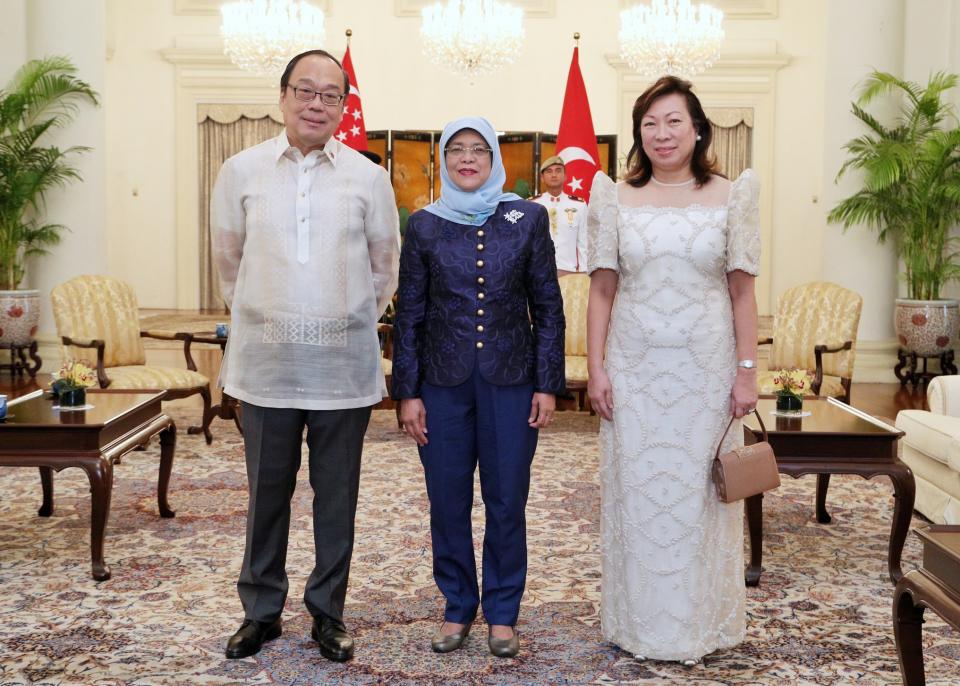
[419,368,539,626]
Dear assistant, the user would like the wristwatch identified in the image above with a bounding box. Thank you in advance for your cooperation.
[737,359,757,369]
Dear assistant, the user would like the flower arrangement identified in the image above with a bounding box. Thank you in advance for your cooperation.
[51,360,96,393]
[771,369,810,399]
[772,369,810,412]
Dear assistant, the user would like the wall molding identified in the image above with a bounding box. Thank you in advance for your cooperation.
[175,0,330,16]
[161,39,279,309]
[619,0,778,19]
[852,339,901,384]
[605,44,791,314]
[394,0,555,18]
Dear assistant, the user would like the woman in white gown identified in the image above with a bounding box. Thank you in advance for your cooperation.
[586,76,760,664]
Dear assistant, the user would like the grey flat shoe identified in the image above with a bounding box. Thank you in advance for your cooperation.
[431,620,472,653]
[680,658,701,667]
[488,627,520,658]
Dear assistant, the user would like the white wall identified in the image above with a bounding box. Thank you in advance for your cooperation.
[0,0,27,79]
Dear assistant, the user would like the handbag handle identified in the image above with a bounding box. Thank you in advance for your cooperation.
[714,409,768,460]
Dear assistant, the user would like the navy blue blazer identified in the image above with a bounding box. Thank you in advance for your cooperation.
[391,199,565,398]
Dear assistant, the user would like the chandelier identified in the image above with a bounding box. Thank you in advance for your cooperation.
[619,0,724,79]
[220,0,326,77]
[420,0,525,79]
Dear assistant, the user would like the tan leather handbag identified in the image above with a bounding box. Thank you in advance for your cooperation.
[712,410,780,503]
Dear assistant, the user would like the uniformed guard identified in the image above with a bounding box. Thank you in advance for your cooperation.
[531,155,588,276]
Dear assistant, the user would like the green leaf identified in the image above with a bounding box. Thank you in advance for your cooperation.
[830,70,960,300]
[0,56,99,289]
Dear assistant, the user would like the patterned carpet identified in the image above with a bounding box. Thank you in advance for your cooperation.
[1,409,958,685]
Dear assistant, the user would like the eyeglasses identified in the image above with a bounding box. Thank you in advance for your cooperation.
[287,85,345,106]
[444,145,493,158]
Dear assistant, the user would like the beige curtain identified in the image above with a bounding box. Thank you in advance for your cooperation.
[706,107,753,181]
[198,105,284,310]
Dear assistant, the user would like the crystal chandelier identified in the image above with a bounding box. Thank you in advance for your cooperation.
[619,0,724,79]
[420,0,525,79]
[220,0,326,77]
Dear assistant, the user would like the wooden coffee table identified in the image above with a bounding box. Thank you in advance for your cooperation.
[742,396,913,586]
[893,525,960,685]
[0,390,176,580]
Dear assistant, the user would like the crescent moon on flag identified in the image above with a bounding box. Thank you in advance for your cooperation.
[557,146,596,166]
[350,84,361,98]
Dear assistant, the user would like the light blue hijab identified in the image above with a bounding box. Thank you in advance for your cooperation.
[424,116,521,226]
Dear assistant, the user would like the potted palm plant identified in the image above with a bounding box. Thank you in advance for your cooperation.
[0,56,98,353]
[829,71,960,357]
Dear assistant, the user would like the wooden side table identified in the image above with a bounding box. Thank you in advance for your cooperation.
[183,332,242,438]
[0,341,41,377]
[895,348,958,387]
[893,525,960,685]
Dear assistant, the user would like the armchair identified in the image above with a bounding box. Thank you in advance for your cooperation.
[50,275,213,443]
[758,281,863,404]
[559,273,590,410]
[896,376,960,524]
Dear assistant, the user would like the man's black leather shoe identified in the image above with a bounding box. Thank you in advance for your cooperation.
[225,618,282,659]
[311,615,354,662]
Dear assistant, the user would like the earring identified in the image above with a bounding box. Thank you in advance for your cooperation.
[696,134,702,141]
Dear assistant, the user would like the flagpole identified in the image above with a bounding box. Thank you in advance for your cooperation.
[345,28,351,45]
[574,32,579,47]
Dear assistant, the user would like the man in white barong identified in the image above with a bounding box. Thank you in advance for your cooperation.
[211,49,400,663]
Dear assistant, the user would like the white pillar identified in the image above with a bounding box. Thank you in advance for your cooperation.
[23,0,108,336]
[820,0,904,375]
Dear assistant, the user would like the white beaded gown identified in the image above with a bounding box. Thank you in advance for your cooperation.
[587,169,761,661]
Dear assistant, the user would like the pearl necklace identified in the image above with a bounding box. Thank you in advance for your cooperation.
[650,175,695,187]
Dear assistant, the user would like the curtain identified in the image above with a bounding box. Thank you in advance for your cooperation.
[706,107,753,181]
[198,105,283,310]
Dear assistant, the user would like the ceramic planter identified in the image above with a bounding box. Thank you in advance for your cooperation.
[0,290,41,346]
[895,299,960,356]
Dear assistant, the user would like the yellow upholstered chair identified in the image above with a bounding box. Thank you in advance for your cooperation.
[758,281,863,403]
[559,273,590,409]
[50,275,213,442]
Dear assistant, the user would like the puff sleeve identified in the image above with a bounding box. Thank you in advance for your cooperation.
[586,171,619,274]
[725,169,761,276]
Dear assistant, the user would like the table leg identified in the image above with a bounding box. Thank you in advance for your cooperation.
[158,422,176,518]
[745,493,763,586]
[816,473,832,523]
[25,340,41,377]
[887,462,916,584]
[893,574,927,686]
[230,397,243,434]
[943,350,958,375]
[38,466,53,516]
[81,455,114,581]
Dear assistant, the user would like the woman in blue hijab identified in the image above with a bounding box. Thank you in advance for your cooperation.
[392,117,565,658]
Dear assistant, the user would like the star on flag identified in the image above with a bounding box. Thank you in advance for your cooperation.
[555,45,600,201]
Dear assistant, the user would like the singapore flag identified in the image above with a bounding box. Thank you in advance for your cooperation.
[333,44,368,150]
[555,45,600,201]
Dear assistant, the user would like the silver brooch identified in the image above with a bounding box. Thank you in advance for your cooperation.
[504,209,524,224]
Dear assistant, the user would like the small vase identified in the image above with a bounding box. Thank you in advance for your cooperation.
[776,393,803,413]
[59,387,86,408]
